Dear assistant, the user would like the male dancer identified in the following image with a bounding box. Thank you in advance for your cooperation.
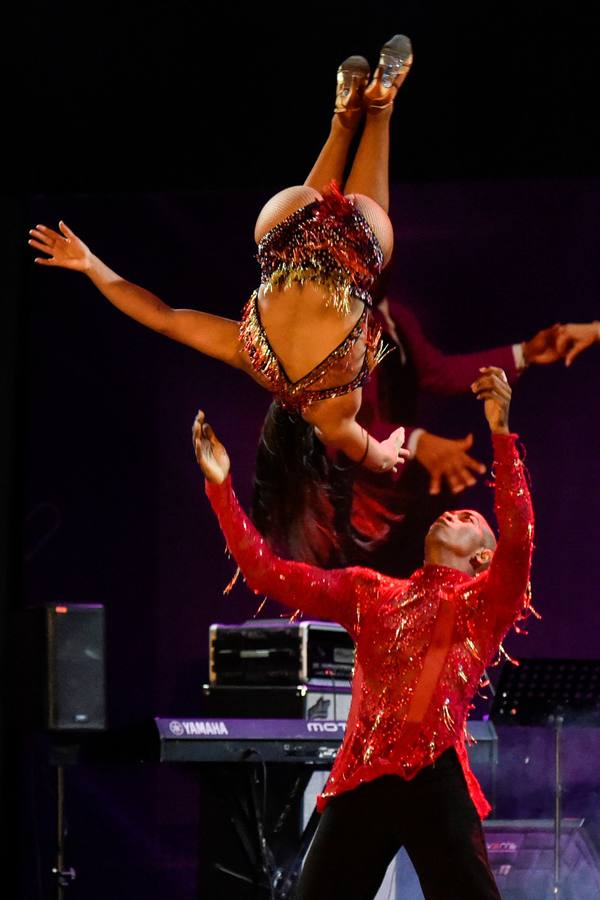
[193,365,534,900]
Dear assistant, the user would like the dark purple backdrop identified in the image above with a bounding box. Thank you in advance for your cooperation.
[22,178,600,898]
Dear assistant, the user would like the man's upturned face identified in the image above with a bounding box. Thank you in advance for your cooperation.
[424,509,496,564]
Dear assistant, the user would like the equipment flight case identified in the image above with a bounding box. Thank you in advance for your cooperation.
[209,619,355,686]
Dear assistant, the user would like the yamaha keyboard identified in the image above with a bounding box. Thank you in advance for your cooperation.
[151,717,497,764]
[152,717,345,764]
[49,717,497,772]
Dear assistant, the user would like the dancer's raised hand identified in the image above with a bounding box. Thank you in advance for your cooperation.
[192,410,231,484]
[471,367,511,434]
[28,221,92,272]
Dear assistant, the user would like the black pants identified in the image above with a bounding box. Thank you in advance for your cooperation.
[295,748,501,900]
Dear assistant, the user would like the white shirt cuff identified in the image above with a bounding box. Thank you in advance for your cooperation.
[512,342,527,371]
[407,428,425,458]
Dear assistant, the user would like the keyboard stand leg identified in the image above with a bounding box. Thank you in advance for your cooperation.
[273,806,320,900]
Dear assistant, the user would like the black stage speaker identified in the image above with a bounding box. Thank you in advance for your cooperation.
[24,603,106,731]
[392,818,600,900]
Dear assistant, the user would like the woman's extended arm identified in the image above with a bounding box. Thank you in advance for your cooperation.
[28,221,245,368]
[302,388,408,472]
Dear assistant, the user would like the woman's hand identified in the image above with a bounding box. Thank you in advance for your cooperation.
[28,221,92,272]
[378,425,409,472]
[192,410,231,484]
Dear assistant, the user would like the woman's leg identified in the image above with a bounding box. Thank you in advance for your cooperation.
[343,108,394,213]
[303,116,357,191]
[304,55,370,191]
[255,54,369,239]
[253,96,357,242]
[255,42,409,243]
[344,35,413,212]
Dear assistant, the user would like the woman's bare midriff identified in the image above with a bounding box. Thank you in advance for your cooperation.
[257,282,367,385]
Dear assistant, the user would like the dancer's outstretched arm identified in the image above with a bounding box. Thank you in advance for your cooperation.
[469,367,534,646]
[303,389,408,472]
[193,410,381,631]
[28,222,246,369]
[29,222,408,471]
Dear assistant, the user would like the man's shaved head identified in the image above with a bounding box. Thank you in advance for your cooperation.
[424,509,496,575]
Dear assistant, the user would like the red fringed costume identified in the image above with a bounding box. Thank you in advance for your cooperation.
[205,433,534,818]
[239,183,388,412]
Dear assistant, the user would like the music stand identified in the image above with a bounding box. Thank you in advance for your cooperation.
[491,658,600,898]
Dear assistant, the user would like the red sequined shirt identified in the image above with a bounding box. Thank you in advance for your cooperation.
[205,433,534,817]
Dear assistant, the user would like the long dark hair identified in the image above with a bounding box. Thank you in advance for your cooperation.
[251,402,399,567]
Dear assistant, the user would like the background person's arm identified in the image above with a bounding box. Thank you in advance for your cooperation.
[380,297,520,393]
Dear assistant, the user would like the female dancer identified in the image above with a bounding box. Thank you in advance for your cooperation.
[28,35,413,473]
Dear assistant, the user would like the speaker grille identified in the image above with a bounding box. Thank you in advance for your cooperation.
[30,603,108,731]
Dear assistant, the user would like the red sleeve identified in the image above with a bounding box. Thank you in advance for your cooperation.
[472,433,534,654]
[204,476,380,634]
[384,298,519,394]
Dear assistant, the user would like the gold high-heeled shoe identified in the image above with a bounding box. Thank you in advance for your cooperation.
[334,55,370,128]
[364,34,413,112]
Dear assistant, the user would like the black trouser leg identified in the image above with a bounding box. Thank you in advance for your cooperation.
[294,777,400,900]
[294,749,500,900]
[402,751,501,900]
